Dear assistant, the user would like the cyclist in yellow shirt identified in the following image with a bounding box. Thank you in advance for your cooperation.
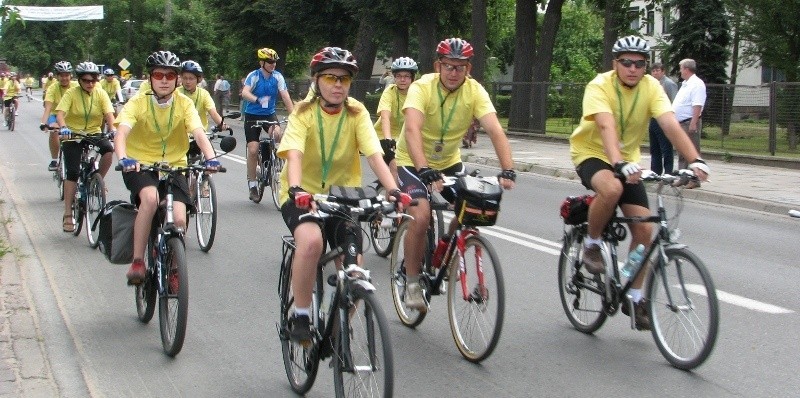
[55,62,116,233]
[395,38,516,310]
[3,73,21,122]
[277,47,410,342]
[40,62,79,171]
[569,36,709,329]
[374,57,418,182]
[24,74,35,101]
[100,69,124,105]
[179,60,228,162]
[0,73,7,102]
[115,51,221,285]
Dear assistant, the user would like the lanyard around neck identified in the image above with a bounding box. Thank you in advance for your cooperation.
[79,90,94,130]
[315,104,347,189]
[181,87,201,113]
[436,84,460,142]
[148,97,176,158]
[613,77,640,141]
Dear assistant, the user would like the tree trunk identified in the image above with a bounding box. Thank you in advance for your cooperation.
[351,8,380,100]
[508,0,537,131]
[470,0,488,83]
[390,22,409,58]
[529,0,565,134]
[415,13,438,74]
[602,0,627,70]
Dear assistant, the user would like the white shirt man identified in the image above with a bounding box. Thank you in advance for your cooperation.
[672,58,706,169]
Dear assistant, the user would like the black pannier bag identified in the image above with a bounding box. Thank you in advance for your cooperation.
[453,175,503,227]
[93,200,137,264]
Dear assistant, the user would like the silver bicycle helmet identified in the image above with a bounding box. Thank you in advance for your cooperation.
[75,61,101,76]
[146,50,181,72]
[103,68,115,76]
[54,61,73,74]
[612,36,650,57]
[391,57,418,73]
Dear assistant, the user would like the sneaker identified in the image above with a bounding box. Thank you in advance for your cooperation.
[404,282,427,312]
[249,186,259,202]
[622,298,651,331]
[48,160,58,171]
[288,314,313,344]
[126,259,146,285]
[581,244,605,274]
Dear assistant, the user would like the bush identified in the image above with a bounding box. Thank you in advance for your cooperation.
[362,93,381,114]
[494,95,510,118]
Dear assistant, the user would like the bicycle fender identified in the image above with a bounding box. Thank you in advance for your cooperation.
[665,243,688,251]
[352,279,376,292]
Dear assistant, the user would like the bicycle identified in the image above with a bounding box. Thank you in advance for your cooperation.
[251,118,288,208]
[389,172,505,363]
[66,132,111,248]
[124,162,226,357]
[278,186,398,397]
[186,113,239,252]
[4,95,21,131]
[557,170,719,370]
[47,128,67,201]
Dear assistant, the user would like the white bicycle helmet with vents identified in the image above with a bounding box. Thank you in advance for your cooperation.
[612,35,650,57]
[75,61,100,76]
[391,57,418,73]
[54,61,73,74]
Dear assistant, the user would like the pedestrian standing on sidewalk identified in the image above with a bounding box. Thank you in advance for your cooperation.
[672,58,706,169]
[648,63,678,174]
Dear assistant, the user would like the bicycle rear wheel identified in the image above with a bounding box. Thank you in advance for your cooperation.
[252,153,266,204]
[365,184,395,257]
[159,237,188,357]
[557,227,607,333]
[269,151,283,210]
[8,106,15,131]
[279,245,320,394]
[195,174,217,252]
[86,174,106,248]
[56,151,65,201]
[648,247,719,370]
[447,234,504,363]
[71,189,84,237]
[388,220,427,327]
[333,288,393,398]
[136,238,157,323]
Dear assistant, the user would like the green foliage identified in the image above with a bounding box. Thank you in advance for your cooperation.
[550,1,603,82]
[494,94,510,117]
[730,0,800,82]
[665,0,731,84]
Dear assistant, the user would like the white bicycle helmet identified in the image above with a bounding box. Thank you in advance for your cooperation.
[146,50,181,72]
[103,68,115,76]
[54,61,73,74]
[75,61,101,76]
[612,36,650,57]
[391,57,418,73]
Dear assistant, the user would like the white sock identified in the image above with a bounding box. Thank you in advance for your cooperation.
[584,236,602,248]
[248,180,257,189]
[629,289,643,303]
[294,307,310,317]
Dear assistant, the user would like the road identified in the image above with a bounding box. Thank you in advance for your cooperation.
[1,99,799,397]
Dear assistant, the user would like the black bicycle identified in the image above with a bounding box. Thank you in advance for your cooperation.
[4,95,21,131]
[68,132,111,248]
[252,118,287,208]
[125,161,227,357]
[389,172,505,363]
[278,186,398,397]
[558,170,719,370]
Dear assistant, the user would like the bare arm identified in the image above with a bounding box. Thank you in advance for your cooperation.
[280,90,294,114]
[191,127,218,160]
[367,153,399,192]
[56,111,66,129]
[241,84,257,103]
[207,107,224,127]
[41,102,54,125]
[379,110,393,140]
[689,105,702,132]
[285,149,303,187]
[478,113,515,189]
[114,125,131,159]
[104,112,116,131]
[593,112,624,165]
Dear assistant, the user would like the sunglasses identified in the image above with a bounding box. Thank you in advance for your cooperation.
[440,63,468,73]
[318,73,353,86]
[151,71,179,81]
[80,78,97,84]
[616,58,648,69]
[264,59,277,64]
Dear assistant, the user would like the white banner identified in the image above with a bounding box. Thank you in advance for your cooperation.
[14,6,104,22]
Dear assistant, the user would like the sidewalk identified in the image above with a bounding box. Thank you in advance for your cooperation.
[462,134,800,215]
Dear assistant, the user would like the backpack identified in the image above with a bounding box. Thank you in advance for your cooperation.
[93,200,137,264]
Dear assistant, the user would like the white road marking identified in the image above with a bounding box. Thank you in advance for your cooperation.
[684,284,795,314]
[223,153,246,164]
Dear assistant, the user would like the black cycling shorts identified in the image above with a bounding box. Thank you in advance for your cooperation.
[576,157,649,208]
[122,170,193,212]
[280,199,364,254]
[62,137,114,182]
[244,112,278,143]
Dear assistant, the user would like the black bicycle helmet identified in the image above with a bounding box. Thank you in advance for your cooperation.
[146,51,181,72]
[309,47,359,76]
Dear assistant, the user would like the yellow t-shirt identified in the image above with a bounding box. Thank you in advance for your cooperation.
[137,80,151,97]
[55,86,114,133]
[0,78,7,91]
[3,81,20,100]
[24,77,35,89]
[44,81,79,116]
[116,92,203,167]
[277,97,382,206]
[44,77,57,92]
[179,86,215,131]
[373,84,407,139]
[569,71,673,166]
[99,78,122,101]
[395,73,495,170]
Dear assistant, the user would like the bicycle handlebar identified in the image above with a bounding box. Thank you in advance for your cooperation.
[298,192,403,222]
[115,162,227,174]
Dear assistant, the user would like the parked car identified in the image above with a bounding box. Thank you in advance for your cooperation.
[122,79,145,101]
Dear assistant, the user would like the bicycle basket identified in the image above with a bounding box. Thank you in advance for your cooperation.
[454,175,502,227]
[559,195,594,225]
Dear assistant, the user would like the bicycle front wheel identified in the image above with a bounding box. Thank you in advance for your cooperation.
[447,234,505,363]
[647,247,719,370]
[135,238,157,323]
[8,107,15,131]
[195,174,217,252]
[388,220,427,327]
[56,151,66,201]
[366,184,395,257]
[71,189,84,237]
[159,237,188,357]
[557,227,607,333]
[333,288,393,398]
[86,174,106,248]
[270,152,283,210]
